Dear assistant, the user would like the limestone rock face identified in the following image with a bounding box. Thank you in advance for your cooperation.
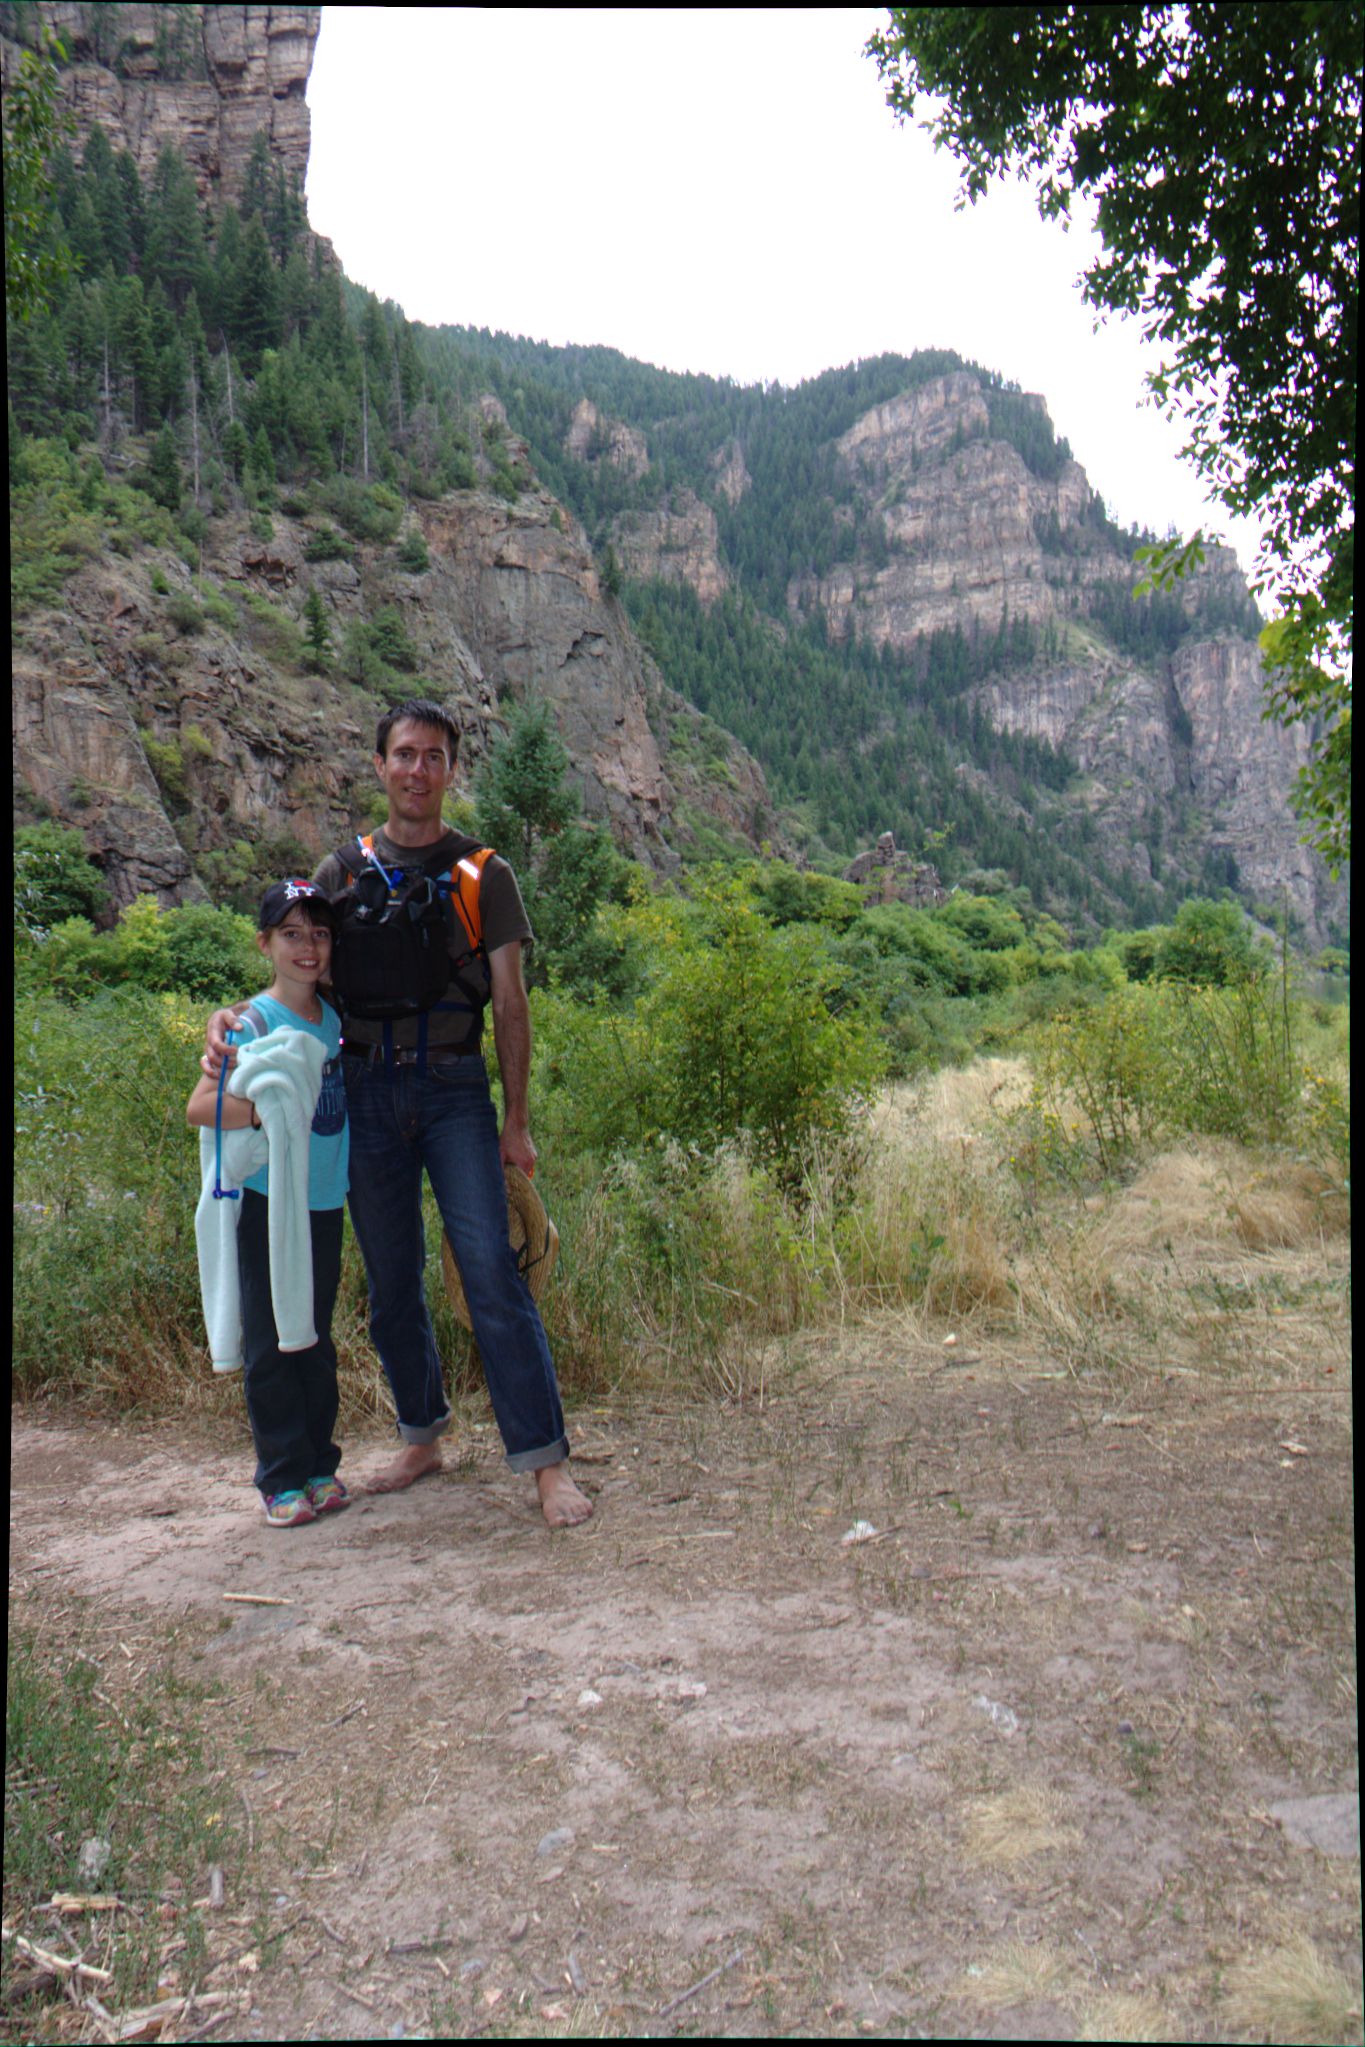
[613,490,729,606]
[791,374,1094,642]
[1,3,320,211]
[1175,636,1324,920]
[415,491,674,854]
[787,368,1345,941]
[564,398,650,480]
[12,610,203,908]
[843,832,946,909]
[710,437,751,506]
[12,481,784,912]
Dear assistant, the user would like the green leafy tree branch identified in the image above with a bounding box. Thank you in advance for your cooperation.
[3,24,75,324]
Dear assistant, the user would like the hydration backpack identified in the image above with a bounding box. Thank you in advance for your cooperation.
[330,835,493,1035]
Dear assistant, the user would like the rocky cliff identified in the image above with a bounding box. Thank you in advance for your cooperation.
[613,490,729,605]
[785,371,1344,941]
[11,468,784,913]
[0,2,318,211]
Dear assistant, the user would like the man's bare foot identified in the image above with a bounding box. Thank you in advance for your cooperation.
[362,1443,443,1495]
[536,1463,594,1529]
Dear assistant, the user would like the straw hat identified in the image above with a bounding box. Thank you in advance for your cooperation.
[440,1164,560,1329]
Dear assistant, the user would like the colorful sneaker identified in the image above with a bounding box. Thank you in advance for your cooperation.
[263,1489,316,1528]
[306,1476,350,1516]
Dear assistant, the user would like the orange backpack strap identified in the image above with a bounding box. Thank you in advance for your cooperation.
[449,847,493,956]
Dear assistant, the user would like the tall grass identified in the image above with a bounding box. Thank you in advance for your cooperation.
[13,977,1350,1420]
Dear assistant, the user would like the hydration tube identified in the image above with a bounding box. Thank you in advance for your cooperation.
[211,1036,240,1202]
[360,832,397,886]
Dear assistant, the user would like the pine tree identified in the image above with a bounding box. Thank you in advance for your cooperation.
[230,214,280,371]
[144,145,206,312]
[240,131,272,226]
[303,587,331,671]
[474,701,579,877]
[146,419,182,510]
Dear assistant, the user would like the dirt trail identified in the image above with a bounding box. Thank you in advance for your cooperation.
[8,1332,1359,2041]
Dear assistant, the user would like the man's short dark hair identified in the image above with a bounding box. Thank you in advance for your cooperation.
[375,699,461,762]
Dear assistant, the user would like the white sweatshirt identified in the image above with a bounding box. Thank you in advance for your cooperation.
[194,1027,329,1373]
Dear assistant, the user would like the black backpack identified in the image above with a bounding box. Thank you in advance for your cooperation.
[330,834,492,1027]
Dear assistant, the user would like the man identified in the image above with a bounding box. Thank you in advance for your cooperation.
[205,698,592,1530]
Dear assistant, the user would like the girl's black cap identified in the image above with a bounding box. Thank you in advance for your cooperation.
[257,878,338,931]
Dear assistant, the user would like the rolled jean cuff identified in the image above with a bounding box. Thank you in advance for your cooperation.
[397,1408,453,1447]
[505,1434,569,1475]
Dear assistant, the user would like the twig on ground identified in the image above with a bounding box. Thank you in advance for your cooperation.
[177,2014,234,2044]
[657,1947,747,2018]
[5,1934,114,1987]
[329,1979,380,2013]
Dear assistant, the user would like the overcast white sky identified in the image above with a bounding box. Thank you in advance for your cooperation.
[306,6,1264,572]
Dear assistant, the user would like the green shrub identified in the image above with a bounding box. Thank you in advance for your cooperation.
[368,603,419,671]
[1029,971,1306,1169]
[194,583,238,630]
[318,477,403,542]
[535,879,885,1176]
[25,896,261,1004]
[15,823,109,932]
[939,892,1028,952]
[1156,977,1298,1143]
[163,592,203,634]
[240,590,303,666]
[396,526,430,572]
[303,523,354,562]
[14,990,207,1398]
[157,902,261,1002]
[1154,897,1267,985]
[1030,985,1171,1169]
[141,733,189,812]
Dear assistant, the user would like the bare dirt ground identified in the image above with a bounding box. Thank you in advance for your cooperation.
[8,1311,1360,2042]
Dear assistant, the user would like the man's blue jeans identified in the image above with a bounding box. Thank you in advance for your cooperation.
[343,1054,569,1472]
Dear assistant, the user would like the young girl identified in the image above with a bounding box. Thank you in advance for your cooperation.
[188,880,350,1528]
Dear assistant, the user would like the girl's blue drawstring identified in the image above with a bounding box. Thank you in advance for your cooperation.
[212,1031,240,1201]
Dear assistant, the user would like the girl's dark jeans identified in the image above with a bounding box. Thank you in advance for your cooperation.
[238,1190,344,1497]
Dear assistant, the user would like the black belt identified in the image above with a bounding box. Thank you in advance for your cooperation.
[344,1043,479,1068]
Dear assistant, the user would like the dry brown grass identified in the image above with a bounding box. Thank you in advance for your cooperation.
[1222,1930,1363,2044]
[1073,1988,1180,2040]
[1228,1160,1350,1247]
[957,1937,1074,2007]
[304,1061,1357,1426]
[1086,1142,1350,1261]
[878,1057,1032,1148]
[962,1784,1079,1868]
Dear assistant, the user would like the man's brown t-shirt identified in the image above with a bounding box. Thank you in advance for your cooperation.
[313,827,533,1050]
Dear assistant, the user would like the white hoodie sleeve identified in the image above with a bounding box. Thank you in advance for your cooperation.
[228,1030,329,1356]
[194,1028,328,1371]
